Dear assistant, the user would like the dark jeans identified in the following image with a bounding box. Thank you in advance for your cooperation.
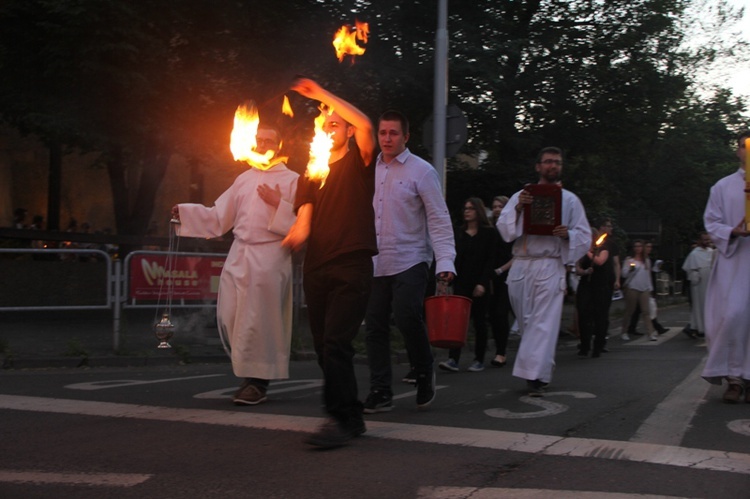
[487,278,512,356]
[577,283,613,354]
[365,263,433,394]
[304,251,373,426]
[448,293,489,363]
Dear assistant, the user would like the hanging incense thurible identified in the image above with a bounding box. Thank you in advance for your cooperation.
[154,313,175,349]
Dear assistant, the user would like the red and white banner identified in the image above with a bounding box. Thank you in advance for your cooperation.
[128,254,225,301]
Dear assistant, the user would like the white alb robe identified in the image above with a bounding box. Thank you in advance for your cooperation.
[702,169,750,384]
[497,187,590,383]
[177,163,298,380]
[681,246,714,334]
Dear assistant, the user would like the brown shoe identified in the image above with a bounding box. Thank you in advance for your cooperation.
[722,383,743,404]
[233,379,251,399]
[233,383,267,406]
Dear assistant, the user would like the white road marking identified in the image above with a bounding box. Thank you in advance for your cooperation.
[418,486,689,498]
[485,391,595,419]
[630,356,710,445]
[0,469,151,487]
[728,420,750,437]
[1,394,749,475]
[65,374,226,391]
[194,379,324,399]
[392,385,448,401]
[622,328,681,345]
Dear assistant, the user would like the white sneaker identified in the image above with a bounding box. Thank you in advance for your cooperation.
[649,333,658,341]
[621,333,630,341]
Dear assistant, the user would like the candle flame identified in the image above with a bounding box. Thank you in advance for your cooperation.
[304,106,333,187]
[595,233,608,246]
[333,20,369,63]
[282,95,294,117]
[229,101,277,170]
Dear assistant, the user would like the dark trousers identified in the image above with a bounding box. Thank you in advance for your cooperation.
[304,252,373,426]
[487,278,512,356]
[448,293,489,363]
[365,263,433,394]
[577,283,613,354]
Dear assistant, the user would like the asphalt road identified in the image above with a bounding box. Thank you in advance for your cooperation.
[1,301,749,498]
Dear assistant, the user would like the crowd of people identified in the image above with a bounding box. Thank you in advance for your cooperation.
[11,78,744,447]
[8,210,117,259]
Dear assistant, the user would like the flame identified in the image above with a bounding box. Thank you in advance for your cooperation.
[333,20,369,62]
[282,95,294,117]
[304,106,333,187]
[229,101,276,170]
[595,232,608,247]
[355,19,369,45]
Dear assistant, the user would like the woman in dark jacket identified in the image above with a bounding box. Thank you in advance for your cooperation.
[438,197,498,372]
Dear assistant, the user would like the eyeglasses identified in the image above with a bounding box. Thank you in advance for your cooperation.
[540,159,562,166]
[256,138,278,146]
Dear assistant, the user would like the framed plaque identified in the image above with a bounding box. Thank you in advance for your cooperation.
[523,183,562,235]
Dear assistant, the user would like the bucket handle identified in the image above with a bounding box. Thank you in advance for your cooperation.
[435,275,452,296]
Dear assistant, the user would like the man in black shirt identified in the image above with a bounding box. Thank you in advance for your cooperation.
[283,78,377,448]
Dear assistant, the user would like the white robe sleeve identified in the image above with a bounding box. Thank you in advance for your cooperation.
[496,192,523,243]
[267,198,296,236]
[176,185,237,239]
[704,174,743,259]
[563,192,591,265]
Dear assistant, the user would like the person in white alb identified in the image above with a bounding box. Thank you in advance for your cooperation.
[681,231,714,337]
[701,130,750,404]
[496,146,590,396]
[171,124,298,406]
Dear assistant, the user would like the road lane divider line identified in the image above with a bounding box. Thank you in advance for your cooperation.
[65,374,226,391]
[418,486,687,498]
[0,469,152,487]
[631,356,709,445]
[1,394,748,476]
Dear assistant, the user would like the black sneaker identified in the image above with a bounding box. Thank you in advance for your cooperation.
[363,390,393,414]
[527,379,547,397]
[416,371,436,409]
[305,418,366,449]
[682,326,697,339]
[401,368,417,384]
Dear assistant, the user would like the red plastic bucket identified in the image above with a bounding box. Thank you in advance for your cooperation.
[424,295,472,349]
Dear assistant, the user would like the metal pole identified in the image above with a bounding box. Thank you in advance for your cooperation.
[113,259,122,352]
[432,0,448,197]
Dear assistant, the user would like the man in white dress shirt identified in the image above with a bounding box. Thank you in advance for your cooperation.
[362,109,456,413]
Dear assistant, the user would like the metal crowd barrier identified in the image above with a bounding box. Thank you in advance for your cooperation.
[0,248,113,311]
[0,248,305,351]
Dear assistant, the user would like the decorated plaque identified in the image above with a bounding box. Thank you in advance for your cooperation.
[523,183,562,235]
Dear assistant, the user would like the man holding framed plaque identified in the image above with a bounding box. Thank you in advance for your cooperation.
[496,146,591,396]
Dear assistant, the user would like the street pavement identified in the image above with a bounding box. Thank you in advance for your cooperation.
[2,298,750,497]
